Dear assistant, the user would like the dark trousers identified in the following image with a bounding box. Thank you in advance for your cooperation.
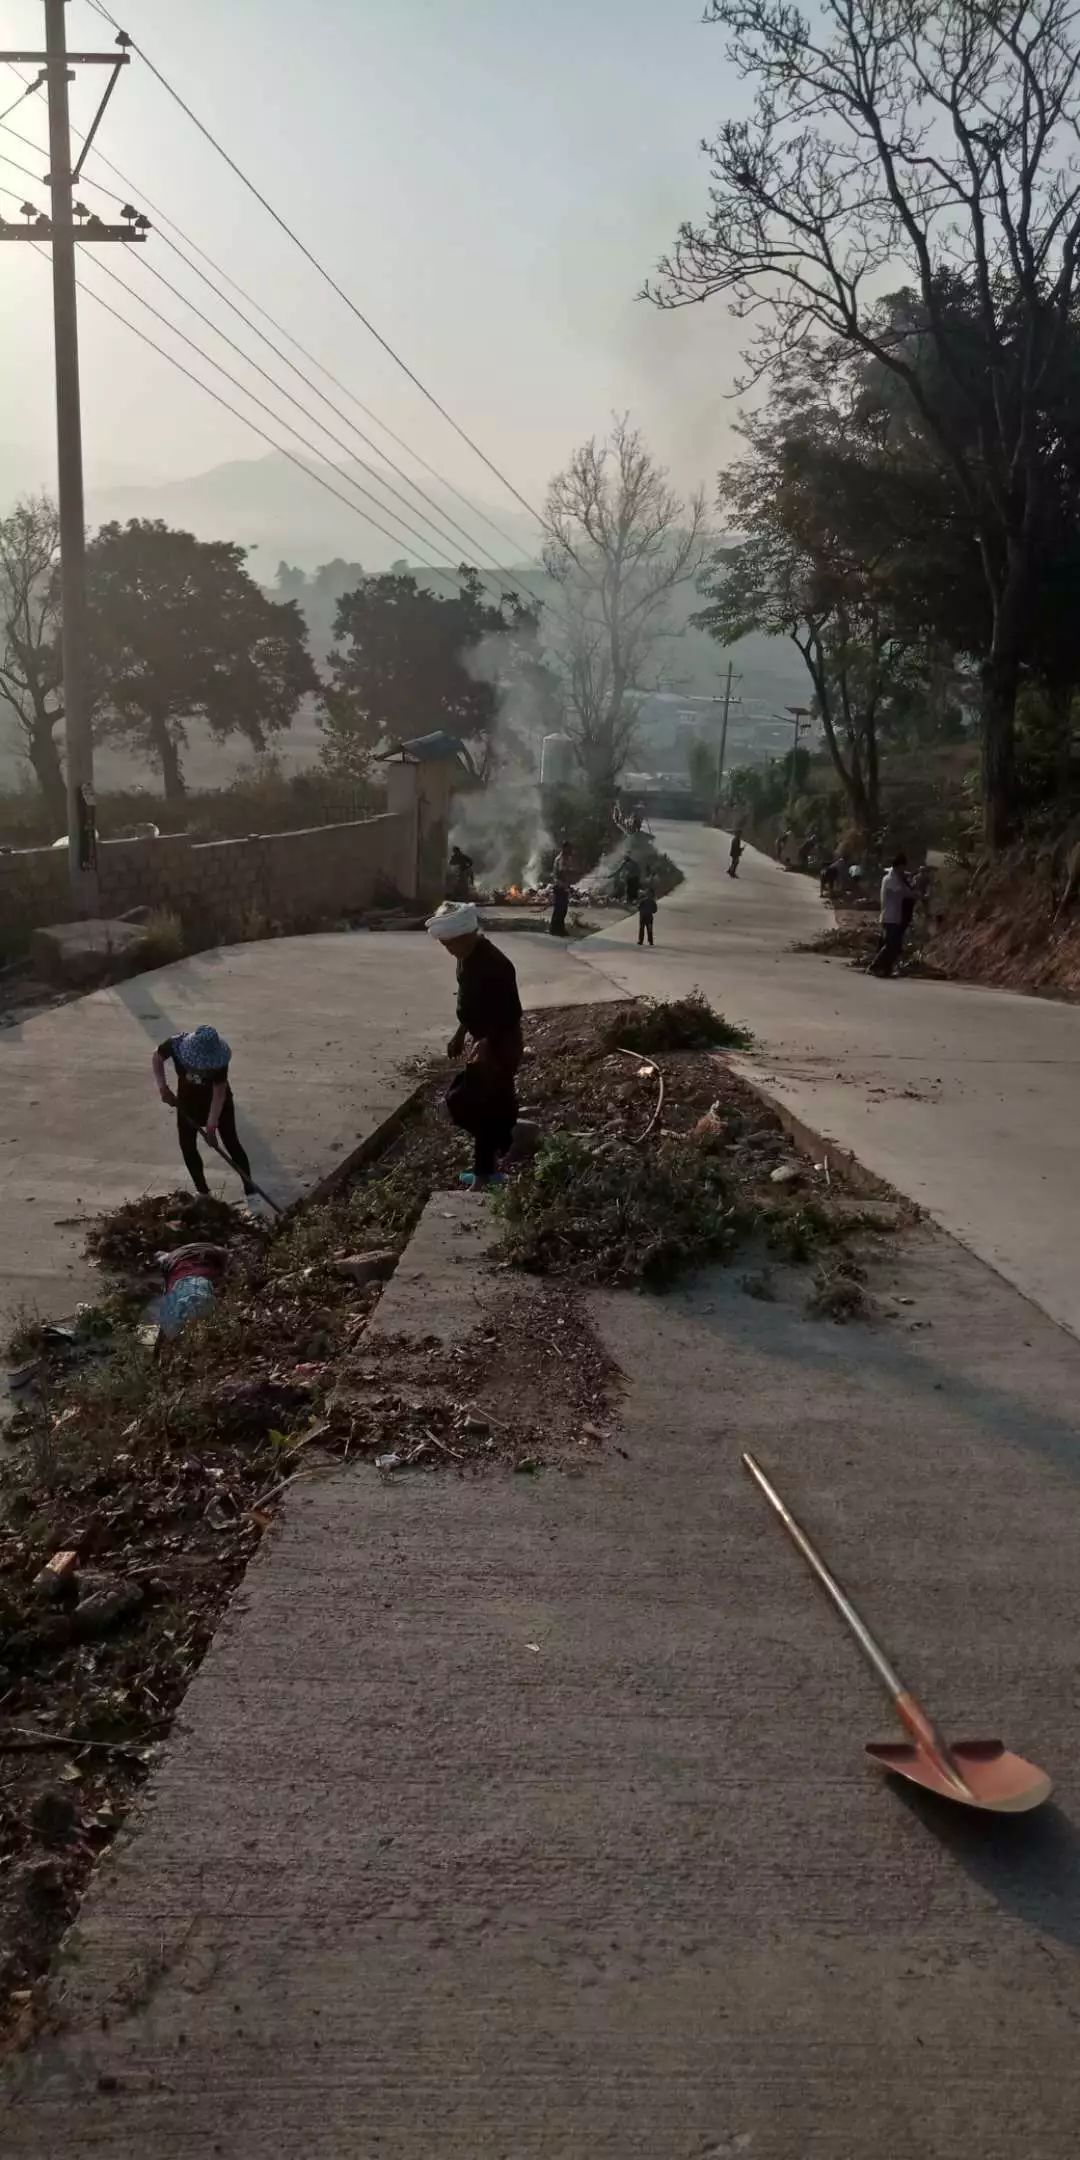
[177,1081,253,1193]
[870,922,906,977]
[549,886,569,936]
[447,1037,522,1180]
[638,914,654,946]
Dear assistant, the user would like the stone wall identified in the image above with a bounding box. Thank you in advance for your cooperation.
[0,811,416,946]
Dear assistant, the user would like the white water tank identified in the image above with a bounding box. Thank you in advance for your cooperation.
[541,732,574,787]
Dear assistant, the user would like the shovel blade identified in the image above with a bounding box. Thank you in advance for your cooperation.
[867,1737,1052,1813]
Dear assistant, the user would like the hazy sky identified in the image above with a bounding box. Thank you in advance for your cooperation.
[0,0,748,551]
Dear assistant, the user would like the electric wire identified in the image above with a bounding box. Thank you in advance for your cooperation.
[82,249,508,584]
[28,237,490,570]
[0,75,43,127]
[0,98,547,602]
[83,0,547,530]
[128,250,522,598]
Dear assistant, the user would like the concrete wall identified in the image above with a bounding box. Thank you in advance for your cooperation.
[0,811,416,944]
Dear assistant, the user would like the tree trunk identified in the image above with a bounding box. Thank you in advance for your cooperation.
[863,707,881,842]
[814,700,873,848]
[980,649,1019,850]
[150,712,186,803]
[28,709,66,836]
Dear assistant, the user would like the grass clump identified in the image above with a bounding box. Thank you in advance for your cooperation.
[604,990,752,1057]
[806,1257,869,1323]
[497,1130,746,1288]
[142,907,185,967]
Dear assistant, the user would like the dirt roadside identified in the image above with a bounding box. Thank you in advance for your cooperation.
[0,996,911,2048]
[5,1182,1080,2154]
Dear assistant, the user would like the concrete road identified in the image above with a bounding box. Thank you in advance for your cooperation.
[581,824,1080,1336]
[0,927,620,1340]
[8,1204,1080,2155]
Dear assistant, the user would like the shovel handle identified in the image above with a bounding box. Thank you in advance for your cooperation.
[743,1452,906,1698]
[743,1454,971,1795]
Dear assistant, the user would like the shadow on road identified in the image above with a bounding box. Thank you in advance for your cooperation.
[892,1785,1080,1952]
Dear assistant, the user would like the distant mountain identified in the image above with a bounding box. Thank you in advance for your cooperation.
[85,452,542,576]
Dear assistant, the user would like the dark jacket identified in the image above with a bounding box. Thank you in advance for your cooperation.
[456,936,522,1048]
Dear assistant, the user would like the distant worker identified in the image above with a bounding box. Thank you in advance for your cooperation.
[869,852,913,978]
[428,902,523,1188]
[549,840,573,937]
[622,855,642,908]
[446,844,474,902]
[728,828,744,879]
[637,879,658,948]
[152,1025,256,1199]
[820,850,846,899]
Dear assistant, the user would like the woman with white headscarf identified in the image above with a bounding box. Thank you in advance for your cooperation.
[427,903,523,1187]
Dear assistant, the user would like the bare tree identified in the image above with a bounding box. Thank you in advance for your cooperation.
[0,496,66,831]
[544,417,708,793]
[647,0,1080,847]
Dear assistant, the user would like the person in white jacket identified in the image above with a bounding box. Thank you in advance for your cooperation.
[869,852,913,976]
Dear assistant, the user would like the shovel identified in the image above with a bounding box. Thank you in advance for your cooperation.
[742,1452,1051,1814]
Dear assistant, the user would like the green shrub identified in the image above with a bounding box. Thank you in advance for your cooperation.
[497,1130,747,1288]
[603,991,752,1056]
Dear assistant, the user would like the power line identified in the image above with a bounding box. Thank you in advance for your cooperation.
[137,240,543,608]
[83,250,508,583]
[84,0,548,531]
[0,100,547,587]
[28,238,493,570]
[0,73,43,127]
[129,250,519,593]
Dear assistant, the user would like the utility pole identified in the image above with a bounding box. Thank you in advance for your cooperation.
[0,4,146,915]
[785,704,812,815]
[715,660,741,807]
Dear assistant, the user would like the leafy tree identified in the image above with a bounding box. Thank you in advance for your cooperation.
[274,561,308,603]
[0,495,65,831]
[697,359,937,842]
[544,417,708,794]
[649,0,1080,846]
[87,520,317,803]
[319,565,546,781]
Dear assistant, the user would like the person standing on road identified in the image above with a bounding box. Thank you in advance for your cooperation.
[446,844,474,901]
[820,850,846,899]
[428,902,524,1188]
[549,840,573,937]
[728,828,744,879]
[152,1025,256,1197]
[637,881,658,947]
[869,853,913,977]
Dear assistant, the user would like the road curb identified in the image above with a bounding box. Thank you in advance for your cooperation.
[305,1076,432,1205]
[725,1054,889,1198]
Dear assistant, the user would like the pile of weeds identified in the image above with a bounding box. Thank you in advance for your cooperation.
[497,1130,747,1287]
[603,990,752,1056]
[84,1191,242,1275]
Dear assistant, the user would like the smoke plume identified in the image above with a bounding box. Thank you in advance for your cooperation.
[450,631,555,888]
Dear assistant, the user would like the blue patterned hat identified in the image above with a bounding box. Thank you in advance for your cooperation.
[176,1025,230,1073]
